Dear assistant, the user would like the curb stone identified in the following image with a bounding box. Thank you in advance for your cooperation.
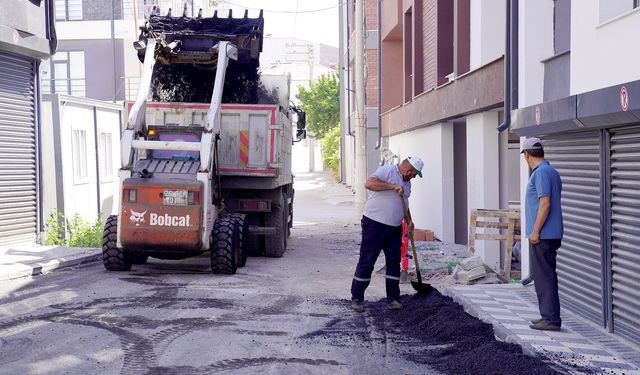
[0,251,101,282]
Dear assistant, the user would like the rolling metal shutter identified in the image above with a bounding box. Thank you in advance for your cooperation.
[609,125,640,344]
[542,131,604,325]
[0,52,37,246]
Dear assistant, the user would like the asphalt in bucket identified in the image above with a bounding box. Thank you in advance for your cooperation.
[305,291,574,374]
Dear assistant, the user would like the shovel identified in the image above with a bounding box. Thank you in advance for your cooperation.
[400,195,434,294]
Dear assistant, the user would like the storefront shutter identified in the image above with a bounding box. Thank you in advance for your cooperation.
[542,131,604,325]
[0,51,37,246]
[609,125,640,344]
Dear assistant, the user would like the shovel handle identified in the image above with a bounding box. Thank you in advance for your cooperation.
[400,196,424,284]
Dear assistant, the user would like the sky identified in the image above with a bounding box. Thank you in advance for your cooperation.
[216,0,340,47]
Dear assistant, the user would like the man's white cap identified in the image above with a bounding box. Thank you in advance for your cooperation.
[407,156,423,178]
[520,137,543,153]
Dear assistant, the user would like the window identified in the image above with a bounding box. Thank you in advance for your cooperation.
[599,0,640,23]
[55,0,83,21]
[39,51,86,97]
[99,132,114,180]
[72,129,88,183]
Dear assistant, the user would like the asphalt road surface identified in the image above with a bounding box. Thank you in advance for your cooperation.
[0,172,560,374]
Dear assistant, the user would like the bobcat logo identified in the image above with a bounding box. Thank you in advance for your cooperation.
[129,210,147,226]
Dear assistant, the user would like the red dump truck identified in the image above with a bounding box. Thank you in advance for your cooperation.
[102,8,306,274]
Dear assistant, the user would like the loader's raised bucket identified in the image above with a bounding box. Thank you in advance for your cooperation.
[137,9,264,66]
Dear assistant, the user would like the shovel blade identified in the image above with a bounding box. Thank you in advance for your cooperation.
[412,281,434,294]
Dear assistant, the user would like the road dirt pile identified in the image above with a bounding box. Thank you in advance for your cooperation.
[304,291,575,374]
[384,292,560,374]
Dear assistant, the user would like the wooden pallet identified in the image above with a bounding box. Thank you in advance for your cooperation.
[468,209,521,280]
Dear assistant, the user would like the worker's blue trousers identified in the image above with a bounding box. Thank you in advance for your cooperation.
[351,216,402,303]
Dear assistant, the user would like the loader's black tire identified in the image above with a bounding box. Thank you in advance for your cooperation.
[211,217,240,274]
[264,194,287,258]
[131,254,149,265]
[228,213,248,267]
[102,215,132,271]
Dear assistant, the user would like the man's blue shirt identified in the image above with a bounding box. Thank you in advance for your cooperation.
[525,160,563,239]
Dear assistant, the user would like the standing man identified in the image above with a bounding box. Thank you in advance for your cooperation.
[521,138,563,331]
[351,156,423,313]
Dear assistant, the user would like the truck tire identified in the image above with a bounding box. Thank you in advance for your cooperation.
[228,213,248,267]
[102,215,132,271]
[264,194,287,257]
[131,254,149,265]
[211,217,240,274]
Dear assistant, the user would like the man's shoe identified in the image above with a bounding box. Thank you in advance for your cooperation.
[387,300,403,310]
[521,276,534,287]
[352,300,364,313]
[529,320,561,331]
[530,318,544,325]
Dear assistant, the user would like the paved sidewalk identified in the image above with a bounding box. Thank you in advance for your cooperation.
[440,284,640,375]
[0,243,100,282]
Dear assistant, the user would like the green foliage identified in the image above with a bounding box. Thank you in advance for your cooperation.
[322,126,341,177]
[45,210,103,248]
[296,73,340,139]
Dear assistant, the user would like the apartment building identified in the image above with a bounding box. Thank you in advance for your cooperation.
[339,0,383,188]
[512,0,640,345]
[0,0,56,246]
[340,0,520,270]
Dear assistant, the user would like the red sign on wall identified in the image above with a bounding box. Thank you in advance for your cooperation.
[620,86,629,112]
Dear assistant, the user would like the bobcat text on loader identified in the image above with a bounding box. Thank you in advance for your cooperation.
[102,6,306,274]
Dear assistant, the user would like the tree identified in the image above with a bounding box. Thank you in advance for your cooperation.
[296,73,340,139]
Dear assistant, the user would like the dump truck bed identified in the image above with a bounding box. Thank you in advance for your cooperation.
[125,101,293,185]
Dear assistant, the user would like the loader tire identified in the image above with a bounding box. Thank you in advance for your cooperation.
[131,254,149,265]
[211,217,240,274]
[264,194,287,258]
[102,215,132,271]
[228,213,248,267]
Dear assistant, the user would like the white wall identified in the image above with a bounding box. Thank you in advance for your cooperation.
[470,0,506,70]
[518,0,554,107]
[60,103,99,223]
[519,137,531,277]
[389,124,454,242]
[96,108,122,219]
[40,101,57,224]
[466,112,500,269]
[571,1,640,94]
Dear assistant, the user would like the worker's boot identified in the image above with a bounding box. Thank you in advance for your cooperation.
[387,300,403,310]
[351,299,364,313]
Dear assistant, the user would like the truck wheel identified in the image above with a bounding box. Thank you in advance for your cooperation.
[211,217,240,274]
[228,213,248,267]
[102,215,132,271]
[131,254,149,265]
[264,195,287,257]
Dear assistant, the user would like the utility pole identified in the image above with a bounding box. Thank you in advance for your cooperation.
[307,44,315,172]
[354,0,367,215]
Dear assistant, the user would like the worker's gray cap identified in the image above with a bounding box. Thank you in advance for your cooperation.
[520,137,543,153]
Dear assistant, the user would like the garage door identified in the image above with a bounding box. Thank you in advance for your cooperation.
[542,131,604,325]
[609,125,640,344]
[0,51,38,246]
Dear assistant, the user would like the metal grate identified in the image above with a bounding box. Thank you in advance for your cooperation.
[0,52,37,246]
[609,125,640,345]
[542,131,604,325]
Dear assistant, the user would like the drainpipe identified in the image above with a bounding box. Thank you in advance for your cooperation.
[375,0,382,149]
[346,2,351,136]
[497,0,517,132]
